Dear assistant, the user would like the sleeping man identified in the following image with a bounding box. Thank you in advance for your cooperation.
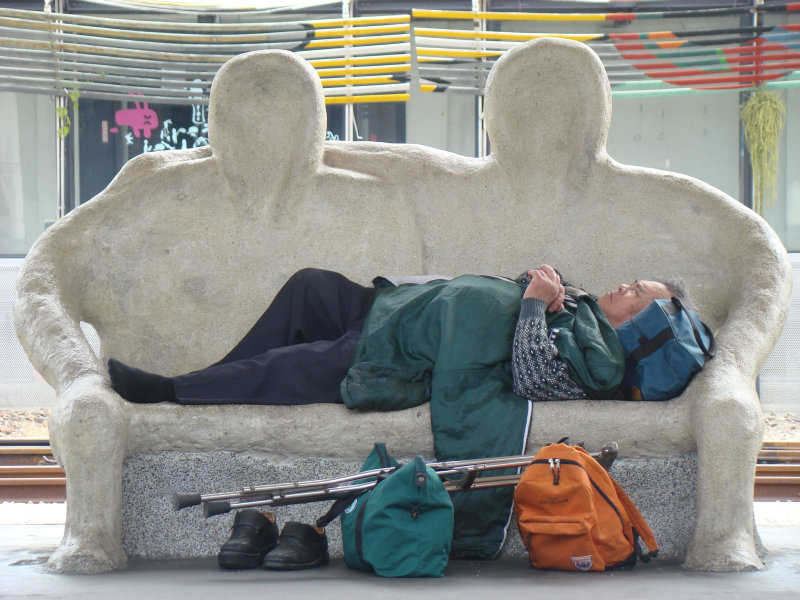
[107,265,682,407]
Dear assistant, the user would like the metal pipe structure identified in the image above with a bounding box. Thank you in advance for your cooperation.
[0,5,411,105]
[739,0,762,211]
[343,0,353,140]
[45,0,67,219]
[472,0,488,158]
[3,4,797,105]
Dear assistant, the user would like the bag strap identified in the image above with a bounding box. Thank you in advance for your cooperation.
[669,297,715,359]
[609,478,659,561]
[315,491,361,528]
[578,445,657,560]
[315,442,395,528]
[414,455,428,488]
[627,327,675,367]
[375,442,393,468]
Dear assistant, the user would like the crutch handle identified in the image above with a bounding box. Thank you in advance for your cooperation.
[172,492,203,511]
[203,500,232,518]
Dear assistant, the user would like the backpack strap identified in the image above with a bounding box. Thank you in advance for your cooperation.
[609,478,660,561]
[577,444,658,560]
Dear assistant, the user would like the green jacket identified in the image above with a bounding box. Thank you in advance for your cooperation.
[547,286,625,397]
[341,275,624,558]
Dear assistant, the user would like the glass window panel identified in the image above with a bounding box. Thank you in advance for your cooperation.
[0,93,57,256]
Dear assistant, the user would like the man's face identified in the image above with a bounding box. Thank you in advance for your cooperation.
[596,280,672,328]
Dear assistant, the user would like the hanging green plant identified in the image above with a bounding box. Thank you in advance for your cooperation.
[739,87,786,215]
[55,89,80,139]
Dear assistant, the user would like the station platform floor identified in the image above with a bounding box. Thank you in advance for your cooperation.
[1,502,798,600]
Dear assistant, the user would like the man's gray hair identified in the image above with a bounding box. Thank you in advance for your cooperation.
[656,278,695,310]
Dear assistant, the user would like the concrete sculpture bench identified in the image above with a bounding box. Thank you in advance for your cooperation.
[14,38,791,575]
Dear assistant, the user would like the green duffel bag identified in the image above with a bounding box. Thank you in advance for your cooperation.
[339,443,454,577]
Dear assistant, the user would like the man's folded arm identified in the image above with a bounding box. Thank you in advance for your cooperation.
[511,298,588,401]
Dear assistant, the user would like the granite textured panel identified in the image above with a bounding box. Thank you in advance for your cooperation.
[123,451,696,564]
[122,452,365,559]
[607,455,697,561]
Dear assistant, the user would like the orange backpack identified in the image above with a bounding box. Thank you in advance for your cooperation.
[514,442,659,571]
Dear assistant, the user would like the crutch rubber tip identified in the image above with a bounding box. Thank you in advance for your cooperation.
[203,500,232,518]
[172,492,202,510]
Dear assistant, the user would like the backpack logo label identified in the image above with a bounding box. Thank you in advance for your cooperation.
[571,555,593,571]
[539,497,568,505]
[344,498,359,514]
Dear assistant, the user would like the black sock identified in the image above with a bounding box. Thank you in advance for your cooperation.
[107,358,176,404]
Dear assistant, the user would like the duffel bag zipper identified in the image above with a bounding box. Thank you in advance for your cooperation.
[354,493,370,569]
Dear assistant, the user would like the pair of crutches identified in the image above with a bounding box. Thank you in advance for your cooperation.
[173,442,618,520]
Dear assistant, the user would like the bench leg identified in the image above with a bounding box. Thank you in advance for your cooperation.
[684,386,764,571]
[45,382,129,574]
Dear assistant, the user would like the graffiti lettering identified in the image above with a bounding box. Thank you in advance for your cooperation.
[106,99,209,153]
[146,109,209,152]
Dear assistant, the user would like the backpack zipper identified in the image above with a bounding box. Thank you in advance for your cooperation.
[529,458,624,524]
[547,458,561,485]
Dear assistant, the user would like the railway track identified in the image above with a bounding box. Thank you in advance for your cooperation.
[1,439,798,503]
[755,441,800,501]
[0,439,65,502]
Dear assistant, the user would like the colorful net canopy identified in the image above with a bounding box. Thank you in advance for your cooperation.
[413,4,800,97]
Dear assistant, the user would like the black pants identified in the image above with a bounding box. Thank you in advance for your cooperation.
[172,268,376,405]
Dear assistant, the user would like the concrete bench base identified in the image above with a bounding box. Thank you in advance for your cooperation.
[122,451,698,563]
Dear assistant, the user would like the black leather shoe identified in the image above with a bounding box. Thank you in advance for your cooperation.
[218,510,278,569]
[262,522,329,570]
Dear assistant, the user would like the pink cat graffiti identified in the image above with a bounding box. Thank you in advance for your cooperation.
[114,98,159,138]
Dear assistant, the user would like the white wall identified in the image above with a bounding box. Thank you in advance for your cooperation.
[607,93,741,200]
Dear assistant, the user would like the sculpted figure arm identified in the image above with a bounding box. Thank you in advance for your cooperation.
[15,233,103,391]
[14,221,129,574]
[682,248,792,571]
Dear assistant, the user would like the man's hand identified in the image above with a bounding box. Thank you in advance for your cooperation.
[523,264,565,312]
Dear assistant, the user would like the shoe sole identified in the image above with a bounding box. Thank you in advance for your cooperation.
[262,554,330,571]
[218,548,274,570]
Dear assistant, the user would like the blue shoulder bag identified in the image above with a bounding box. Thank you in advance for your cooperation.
[616,297,715,401]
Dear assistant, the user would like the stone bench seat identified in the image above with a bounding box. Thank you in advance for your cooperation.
[14,37,792,575]
[126,398,692,459]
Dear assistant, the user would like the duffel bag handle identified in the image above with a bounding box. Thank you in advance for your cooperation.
[315,442,396,527]
[670,297,715,360]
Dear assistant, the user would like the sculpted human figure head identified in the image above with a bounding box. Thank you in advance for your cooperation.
[208,50,326,200]
[483,38,612,175]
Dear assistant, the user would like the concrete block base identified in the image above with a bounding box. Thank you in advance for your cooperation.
[122,452,696,563]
